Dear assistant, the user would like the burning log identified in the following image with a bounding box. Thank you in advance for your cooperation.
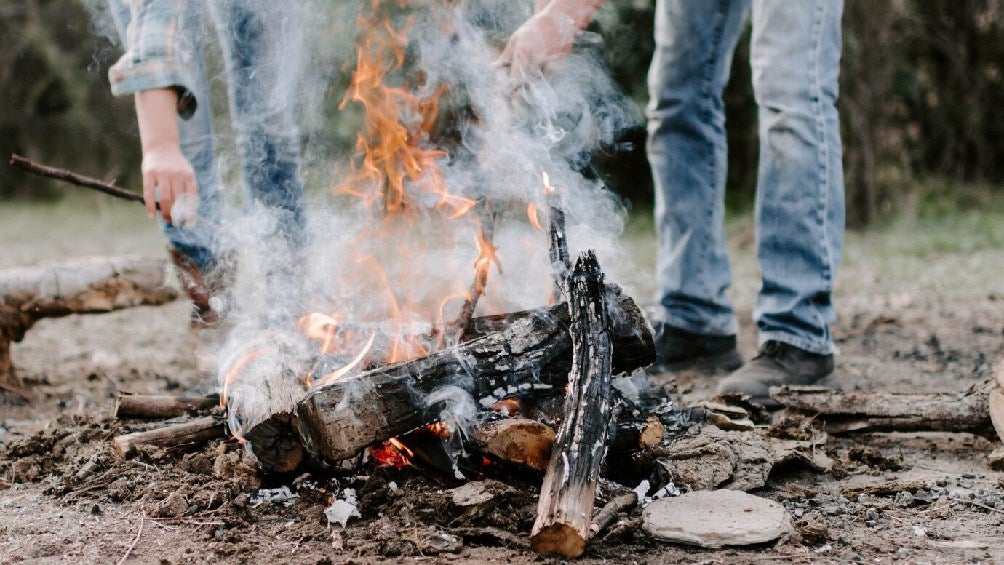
[531,251,614,558]
[114,392,219,420]
[0,256,177,388]
[471,418,555,473]
[244,285,654,472]
[113,416,226,458]
[770,381,998,436]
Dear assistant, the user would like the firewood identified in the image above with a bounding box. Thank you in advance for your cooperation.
[531,251,614,558]
[471,418,555,473]
[770,382,997,436]
[244,286,653,471]
[0,256,177,387]
[547,191,570,299]
[992,362,1004,443]
[114,393,219,420]
[113,416,226,458]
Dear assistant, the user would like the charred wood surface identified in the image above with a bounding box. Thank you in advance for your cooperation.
[114,393,219,420]
[113,416,226,458]
[531,251,614,558]
[770,383,997,436]
[247,286,653,470]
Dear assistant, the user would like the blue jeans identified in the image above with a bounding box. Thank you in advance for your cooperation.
[109,0,305,274]
[647,0,845,355]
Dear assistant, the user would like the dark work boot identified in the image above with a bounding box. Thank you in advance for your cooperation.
[650,323,743,374]
[168,247,235,329]
[716,340,835,408]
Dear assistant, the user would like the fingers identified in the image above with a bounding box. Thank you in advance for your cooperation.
[142,172,157,219]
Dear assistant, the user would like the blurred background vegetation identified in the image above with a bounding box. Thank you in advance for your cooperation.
[2,0,1003,228]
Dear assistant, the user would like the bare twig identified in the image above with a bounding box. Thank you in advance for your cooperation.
[448,207,499,342]
[9,154,144,204]
[117,514,144,565]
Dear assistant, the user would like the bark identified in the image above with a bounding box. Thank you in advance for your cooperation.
[113,416,226,458]
[531,251,614,558]
[770,383,997,436]
[114,393,219,419]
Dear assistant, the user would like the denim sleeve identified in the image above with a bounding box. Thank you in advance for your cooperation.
[108,0,198,119]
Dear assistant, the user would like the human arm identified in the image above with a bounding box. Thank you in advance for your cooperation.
[134,88,196,222]
[498,0,606,77]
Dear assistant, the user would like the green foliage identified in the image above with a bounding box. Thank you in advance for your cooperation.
[0,0,141,199]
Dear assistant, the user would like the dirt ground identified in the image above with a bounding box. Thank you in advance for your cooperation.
[2,200,1004,564]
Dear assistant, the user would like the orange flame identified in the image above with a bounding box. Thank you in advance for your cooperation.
[221,347,267,408]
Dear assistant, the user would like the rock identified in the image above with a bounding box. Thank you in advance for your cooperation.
[153,491,188,518]
[988,448,1004,471]
[642,490,793,549]
[448,480,513,507]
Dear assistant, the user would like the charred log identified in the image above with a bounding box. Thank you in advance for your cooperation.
[244,286,654,471]
[531,251,614,558]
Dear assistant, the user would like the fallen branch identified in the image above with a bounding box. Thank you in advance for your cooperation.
[590,492,637,537]
[115,393,219,420]
[113,416,226,458]
[1,256,177,388]
[531,251,614,558]
[770,382,997,436]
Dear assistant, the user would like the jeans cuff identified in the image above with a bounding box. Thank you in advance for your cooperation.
[758,331,837,356]
[658,313,738,337]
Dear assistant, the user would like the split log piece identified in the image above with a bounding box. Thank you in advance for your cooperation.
[114,392,219,420]
[113,416,226,458]
[590,492,638,537]
[1,256,177,387]
[770,383,997,436]
[531,250,615,558]
[471,418,556,473]
[247,285,654,471]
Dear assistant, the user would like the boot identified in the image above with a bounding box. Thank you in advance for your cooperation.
[649,323,743,374]
[168,247,235,329]
[716,340,835,408]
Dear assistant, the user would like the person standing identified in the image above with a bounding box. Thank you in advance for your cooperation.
[502,0,846,406]
[106,0,306,327]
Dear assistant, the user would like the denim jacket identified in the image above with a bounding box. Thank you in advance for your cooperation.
[108,0,198,119]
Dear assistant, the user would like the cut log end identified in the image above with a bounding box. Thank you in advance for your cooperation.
[472,418,555,472]
[243,412,305,473]
[530,523,586,558]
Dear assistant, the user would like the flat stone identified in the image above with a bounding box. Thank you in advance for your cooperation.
[642,490,793,549]
[448,480,513,507]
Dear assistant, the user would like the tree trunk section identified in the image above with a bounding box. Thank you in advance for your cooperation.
[531,251,614,558]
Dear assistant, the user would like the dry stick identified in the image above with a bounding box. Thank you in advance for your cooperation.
[590,492,638,537]
[530,251,615,558]
[9,153,144,204]
[114,392,219,420]
[448,207,499,342]
[113,416,226,458]
[117,514,144,565]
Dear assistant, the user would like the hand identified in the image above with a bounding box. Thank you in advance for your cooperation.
[497,8,579,81]
[134,88,197,223]
[141,144,196,224]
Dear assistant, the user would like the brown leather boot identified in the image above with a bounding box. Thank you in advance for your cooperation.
[168,247,234,329]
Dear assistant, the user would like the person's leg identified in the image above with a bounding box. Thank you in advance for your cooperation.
[210,0,305,245]
[750,0,845,354]
[210,0,306,326]
[110,0,226,325]
[717,0,844,404]
[647,0,751,370]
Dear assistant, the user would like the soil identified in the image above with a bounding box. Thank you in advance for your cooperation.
[2,210,1004,564]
